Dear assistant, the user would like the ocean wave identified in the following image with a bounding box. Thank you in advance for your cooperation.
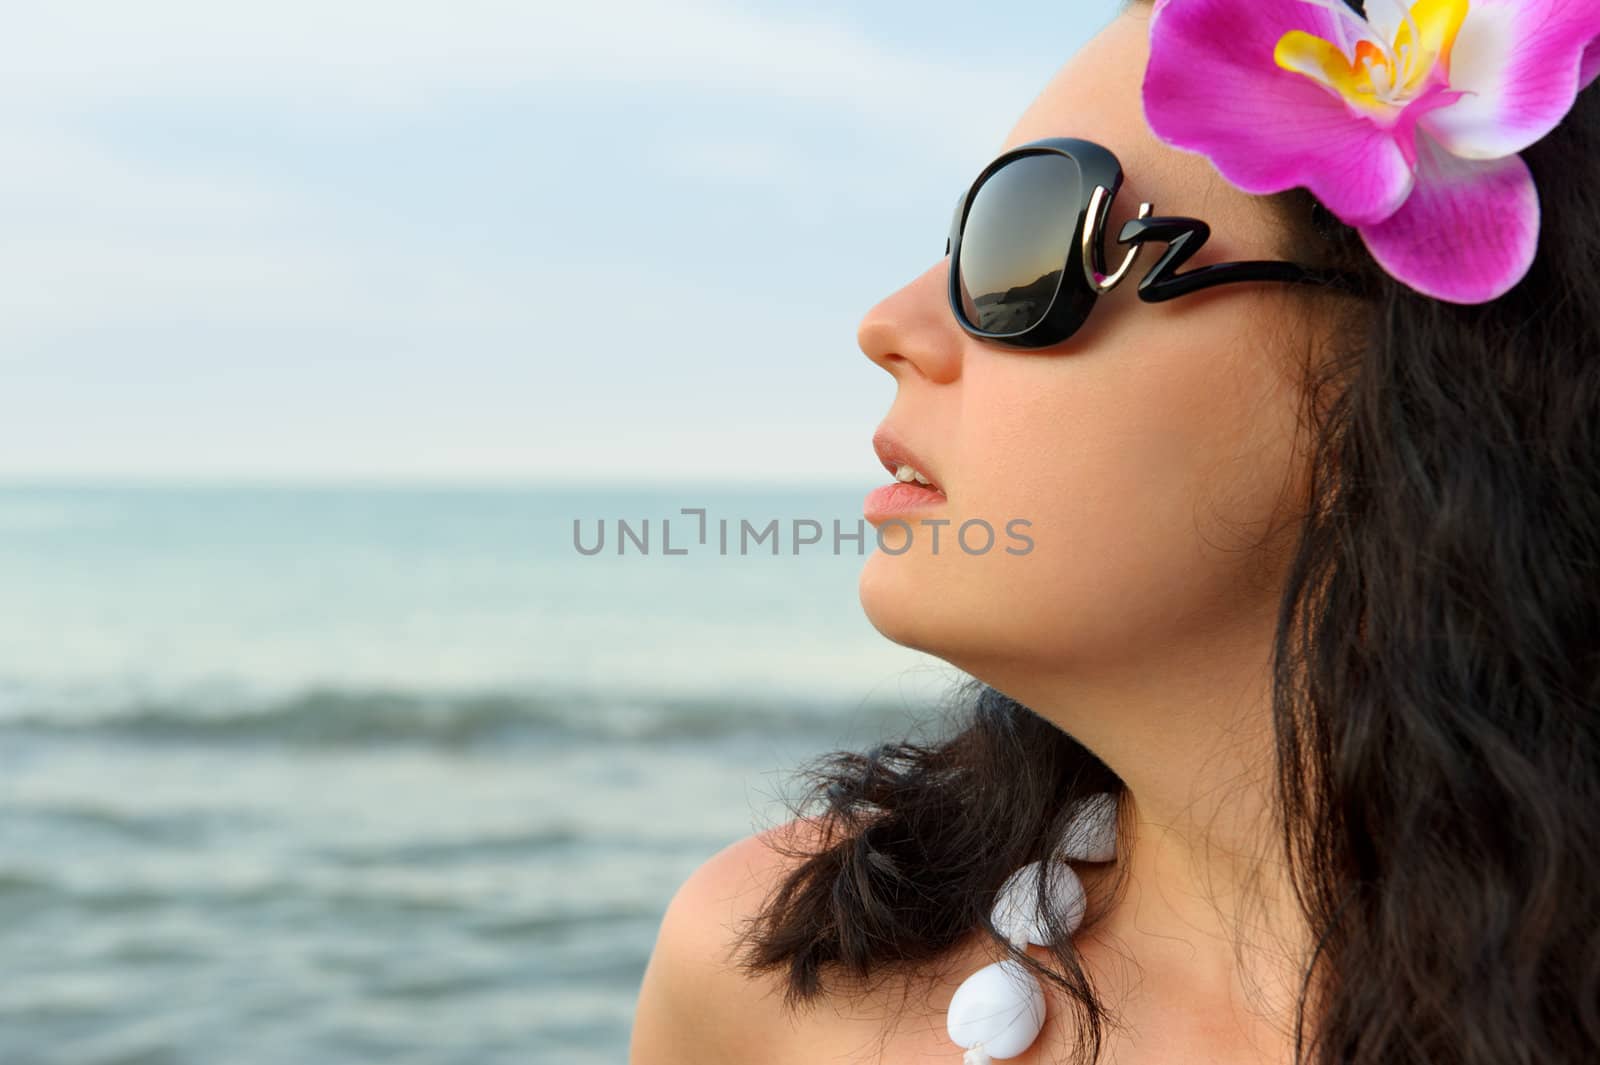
[468,903,662,941]
[0,868,668,931]
[19,803,250,845]
[0,685,911,748]
[316,826,586,865]
[0,871,53,898]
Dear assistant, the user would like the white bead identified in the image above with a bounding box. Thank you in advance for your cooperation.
[991,861,1085,947]
[946,959,1047,1059]
[1061,792,1118,862]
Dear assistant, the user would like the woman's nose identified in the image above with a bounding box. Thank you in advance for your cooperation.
[857,259,965,386]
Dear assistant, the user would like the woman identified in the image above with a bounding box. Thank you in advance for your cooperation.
[632,1,1600,1062]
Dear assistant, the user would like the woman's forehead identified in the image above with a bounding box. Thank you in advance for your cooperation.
[993,12,1287,265]
[1002,17,1147,145]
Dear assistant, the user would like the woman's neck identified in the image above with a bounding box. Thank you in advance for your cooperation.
[962,602,1313,1048]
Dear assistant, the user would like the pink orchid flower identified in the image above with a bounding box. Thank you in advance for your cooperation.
[1143,0,1600,303]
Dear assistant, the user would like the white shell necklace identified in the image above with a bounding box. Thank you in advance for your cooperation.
[945,792,1119,1064]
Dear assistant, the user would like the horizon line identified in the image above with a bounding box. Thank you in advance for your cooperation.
[0,470,884,492]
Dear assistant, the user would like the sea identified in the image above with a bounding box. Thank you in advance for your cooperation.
[0,481,966,1065]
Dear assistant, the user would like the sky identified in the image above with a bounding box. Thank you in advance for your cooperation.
[0,0,1120,484]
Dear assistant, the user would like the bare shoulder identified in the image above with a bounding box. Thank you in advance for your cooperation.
[628,819,823,1064]
[629,818,988,1064]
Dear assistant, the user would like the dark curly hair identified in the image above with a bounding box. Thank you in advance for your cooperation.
[731,7,1600,1065]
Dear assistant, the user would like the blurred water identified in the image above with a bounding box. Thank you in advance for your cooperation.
[0,481,959,1065]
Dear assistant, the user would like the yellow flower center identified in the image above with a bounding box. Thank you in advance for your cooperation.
[1274,0,1469,118]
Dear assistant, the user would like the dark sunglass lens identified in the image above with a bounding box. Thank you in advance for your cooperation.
[957,152,1082,335]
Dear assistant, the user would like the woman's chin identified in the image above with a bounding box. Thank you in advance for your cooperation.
[858,548,959,655]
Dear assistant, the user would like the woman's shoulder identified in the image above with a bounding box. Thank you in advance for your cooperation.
[628,820,820,1064]
[630,818,992,1064]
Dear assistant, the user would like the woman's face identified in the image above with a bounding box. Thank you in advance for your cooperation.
[858,10,1323,691]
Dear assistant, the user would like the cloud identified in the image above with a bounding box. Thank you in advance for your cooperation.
[0,0,1043,340]
[0,0,1109,478]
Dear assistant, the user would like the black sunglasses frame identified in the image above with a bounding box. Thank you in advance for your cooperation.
[945,137,1362,350]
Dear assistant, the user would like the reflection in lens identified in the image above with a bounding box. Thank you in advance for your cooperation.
[957,152,1082,335]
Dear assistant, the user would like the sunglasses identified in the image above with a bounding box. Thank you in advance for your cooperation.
[946,137,1361,349]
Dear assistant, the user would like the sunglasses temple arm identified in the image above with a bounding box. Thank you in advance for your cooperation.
[1118,215,1363,302]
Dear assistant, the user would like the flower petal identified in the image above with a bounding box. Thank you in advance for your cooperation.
[1358,133,1539,304]
[1143,0,1415,226]
[1583,39,1600,90]
[1419,0,1600,159]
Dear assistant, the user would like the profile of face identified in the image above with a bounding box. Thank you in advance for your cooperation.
[858,9,1326,696]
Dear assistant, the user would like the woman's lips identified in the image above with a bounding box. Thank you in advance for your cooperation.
[864,481,948,524]
[872,426,942,493]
